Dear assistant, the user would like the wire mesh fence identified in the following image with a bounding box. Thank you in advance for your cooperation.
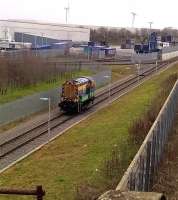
[117,80,178,192]
[131,52,158,63]
[0,70,111,126]
[0,51,107,97]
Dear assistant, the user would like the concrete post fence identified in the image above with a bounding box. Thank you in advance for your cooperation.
[116,79,178,191]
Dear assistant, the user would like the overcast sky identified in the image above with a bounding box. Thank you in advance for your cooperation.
[0,0,177,29]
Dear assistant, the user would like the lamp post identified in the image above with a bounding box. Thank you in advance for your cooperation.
[155,60,158,72]
[148,21,153,52]
[40,97,51,140]
[104,75,111,103]
[41,33,44,47]
[136,63,141,82]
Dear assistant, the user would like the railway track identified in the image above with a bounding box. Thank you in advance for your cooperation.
[0,60,175,168]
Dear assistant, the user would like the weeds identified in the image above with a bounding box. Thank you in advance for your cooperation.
[0,53,83,96]
[129,73,177,145]
[75,74,178,200]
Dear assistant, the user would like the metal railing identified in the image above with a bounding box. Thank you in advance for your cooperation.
[0,185,45,200]
[117,79,178,191]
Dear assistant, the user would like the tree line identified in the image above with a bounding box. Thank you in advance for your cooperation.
[0,53,82,96]
[90,27,178,45]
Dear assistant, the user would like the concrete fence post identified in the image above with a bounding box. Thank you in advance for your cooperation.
[145,141,152,191]
[116,80,178,193]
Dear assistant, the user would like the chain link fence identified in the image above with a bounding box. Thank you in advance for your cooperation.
[0,70,111,126]
[0,49,90,60]
[162,45,178,53]
[131,52,158,63]
[117,79,178,192]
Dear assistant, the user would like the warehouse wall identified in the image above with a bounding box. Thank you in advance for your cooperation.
[14,32,60,47]
[0,20,90,42]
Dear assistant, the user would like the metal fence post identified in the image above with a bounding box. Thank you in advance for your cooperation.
[36,186,45,200]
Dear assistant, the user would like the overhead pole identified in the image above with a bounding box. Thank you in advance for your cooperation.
[148,21,153,30]
[131,12,137,28]
[148,22,153,52]
[64,0,70,24]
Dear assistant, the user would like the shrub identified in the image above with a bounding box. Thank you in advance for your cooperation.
[129,74,177,144]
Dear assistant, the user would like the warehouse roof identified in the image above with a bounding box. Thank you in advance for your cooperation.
[0,19,90,31]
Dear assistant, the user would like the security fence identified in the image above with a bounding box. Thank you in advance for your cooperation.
[162,45,178,53]
[0,51,105,96]
[0,70,111,126]
[117,79,178,192]
[131,52,158,63]
[0,49,90,60]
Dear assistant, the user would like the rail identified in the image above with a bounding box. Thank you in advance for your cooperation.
[0,60,176,172]
[0,62,167,158]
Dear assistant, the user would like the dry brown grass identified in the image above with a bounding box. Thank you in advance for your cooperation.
[0,53,82,96]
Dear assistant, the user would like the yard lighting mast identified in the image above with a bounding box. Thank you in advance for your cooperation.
[148,21,153,52]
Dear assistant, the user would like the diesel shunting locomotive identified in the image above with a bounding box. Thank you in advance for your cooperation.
[59,77,95,112]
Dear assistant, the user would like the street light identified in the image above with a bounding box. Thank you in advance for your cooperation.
[136,63,141,82]
[155,60,158,72]
[148,21,153,52]
[40,97,51,140]
[104,75,111,103]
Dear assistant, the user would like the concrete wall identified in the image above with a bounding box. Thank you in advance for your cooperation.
[0,70,111,126]
[162,51,178,61]
[161,46,178,61]
[98,190,166,200]
[0,20,90,42]
[131,52,158,63]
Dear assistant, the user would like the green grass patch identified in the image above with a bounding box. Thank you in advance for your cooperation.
[109,65,136,82]
[0,64,178,200]
[0,65,136,105]
[0,70,92,105]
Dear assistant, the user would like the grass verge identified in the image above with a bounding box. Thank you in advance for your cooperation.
[0,64,178,200]
[109,65,136,82]
[0,65,136,105]
[0,70,92,105]
[129,73,178,145]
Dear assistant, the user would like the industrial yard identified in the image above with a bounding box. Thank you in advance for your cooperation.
[1,1,178,199]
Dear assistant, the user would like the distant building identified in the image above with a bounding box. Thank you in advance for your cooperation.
[0,19,90,47]
[83,43,116,59]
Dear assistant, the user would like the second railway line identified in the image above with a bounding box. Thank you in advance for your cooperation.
[0,60,176,172]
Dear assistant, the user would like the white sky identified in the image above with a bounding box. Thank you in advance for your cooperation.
[0,0,177,29]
